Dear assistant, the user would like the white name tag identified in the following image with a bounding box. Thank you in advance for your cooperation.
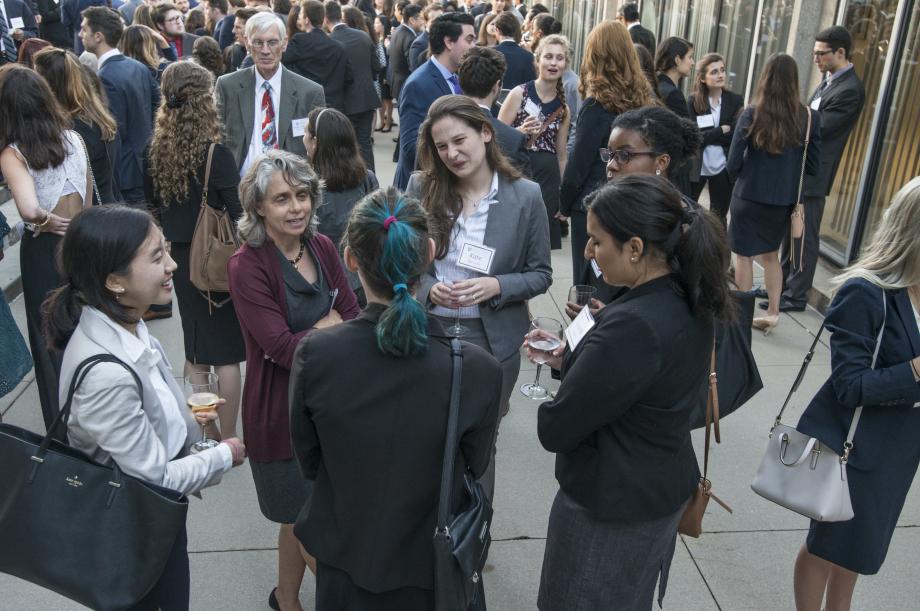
[564,305,595,351]
[457,242,495,275]
[524,99,541,119]
[10,17,25,29]
[291,118,308,138]
[810,97,822,111]
[696,114,715,129]
[590,259,602,278]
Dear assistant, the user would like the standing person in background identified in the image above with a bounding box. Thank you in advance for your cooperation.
[0,63,91,436]
[80,7,160,207]
[2,0,38,58]
[727,53,821,335]
[146,61,246,441]
[527,12,559,53]
[228,151,360,611]
[386,1,420,107]
[687,52,743,227]
[407,95,552,501]
[185,7,208,36]
[393,11,475,189]
[119,0,144,26]
[792,176,920,611]
[193,35,226,78]
[560,21,653,280]
[119,24,174,82]
[37,0,73,48]
[223,5,257,71]
[372,12,392,131]
[655,35,693,196]
[153,2,199,58]
[407,2,441,72]
[498,33,572,250]
[776,26,866,313]
[474,11,497,47]
[302,106,379,304]
[214,0,236,48]
[34,47,117,205]
[617,1,654,53]
[492,10,533,89]
[328,1,381,173]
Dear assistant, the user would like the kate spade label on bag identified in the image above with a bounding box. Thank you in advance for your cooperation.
[65,475,84,488]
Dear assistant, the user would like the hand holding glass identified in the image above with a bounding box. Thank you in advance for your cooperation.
[185,372,220,453]
[565,285,597,321]
[521,317,564,399]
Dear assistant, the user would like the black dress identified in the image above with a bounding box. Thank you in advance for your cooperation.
[145,142,246,366]
[73,118,116,204]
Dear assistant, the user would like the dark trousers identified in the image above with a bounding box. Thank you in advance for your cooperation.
[569,208,588,281]
[348,110,376,173]
[129,525,190,611]
[780,195,826,307]
[691,170,733,226]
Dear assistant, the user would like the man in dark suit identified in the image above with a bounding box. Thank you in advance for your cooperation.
[458,45,531,178]
[283,1,352,114]
[408,3,443,72]
[775,26,866,312]
[326,0,380,172]
[394,11,475,189]
[388,2,422,102]
[617,2,655,54]
[81,6,160,204]
[492,11,533,89]
[216,11,325,174]
[0,0,37,65]
[152,3,198,58]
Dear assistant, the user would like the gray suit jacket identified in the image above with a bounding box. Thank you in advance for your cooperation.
[59,307,231,496]
[329,23,381,115]
[406,173,553,361]
[215,65,326,170]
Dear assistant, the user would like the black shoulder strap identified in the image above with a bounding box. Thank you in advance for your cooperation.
[436,338,464,532]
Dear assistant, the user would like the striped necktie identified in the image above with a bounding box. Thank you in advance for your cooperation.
[261,82,277,151]
[0,7,18,64]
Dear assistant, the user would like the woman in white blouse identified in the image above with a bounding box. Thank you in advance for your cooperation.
[42,205,246,611]
[406,95,552,500]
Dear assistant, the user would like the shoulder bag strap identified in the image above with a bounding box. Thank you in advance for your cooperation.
[773,321,826,428]
[791,109,812,272]
[201,142,217,210]
[436,338,464,533]
[841,288,887,462]
[527,104,565,149]
[75,132,100,207]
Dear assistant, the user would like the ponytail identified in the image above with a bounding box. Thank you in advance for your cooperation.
[672,208,734,321]
[41,283,84,352]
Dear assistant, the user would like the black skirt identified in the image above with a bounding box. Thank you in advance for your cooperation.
[316,561,434,611]
[171,243,245,366]
[728,195,793,256]
[528,150,562,250]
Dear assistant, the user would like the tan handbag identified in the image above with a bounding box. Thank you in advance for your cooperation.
[789,109,812,270]
[679,344,733,538]
[189,143,240,312]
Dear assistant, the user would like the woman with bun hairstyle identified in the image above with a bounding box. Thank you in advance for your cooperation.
[528,12,561,53]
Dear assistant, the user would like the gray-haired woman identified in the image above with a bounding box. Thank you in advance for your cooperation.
[227,150,360,611]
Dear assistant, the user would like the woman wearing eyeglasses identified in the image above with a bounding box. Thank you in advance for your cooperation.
[559,21,653,281]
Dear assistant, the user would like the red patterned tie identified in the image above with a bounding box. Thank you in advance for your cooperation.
[261,82,277,150]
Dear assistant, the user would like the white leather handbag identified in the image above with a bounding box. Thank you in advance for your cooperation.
[751,291,886,522]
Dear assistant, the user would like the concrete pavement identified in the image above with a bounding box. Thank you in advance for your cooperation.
[2,133,919,610]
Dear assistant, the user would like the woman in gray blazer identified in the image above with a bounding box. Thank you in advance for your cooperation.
[406,94,553,500]
[42,205,246,611]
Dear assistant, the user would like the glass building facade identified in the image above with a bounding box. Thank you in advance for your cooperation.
[550,0,920,266]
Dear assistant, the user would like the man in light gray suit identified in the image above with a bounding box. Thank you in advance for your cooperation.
[215,11,325,175]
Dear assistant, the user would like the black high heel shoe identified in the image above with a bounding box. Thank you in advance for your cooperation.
[268,588,280,611]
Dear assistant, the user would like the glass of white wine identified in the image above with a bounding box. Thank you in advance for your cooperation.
[185,372,220,453]
[521,316,564,400]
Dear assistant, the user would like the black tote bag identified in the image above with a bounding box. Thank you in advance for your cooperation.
[691,290,764,430]
[0,354,189,611]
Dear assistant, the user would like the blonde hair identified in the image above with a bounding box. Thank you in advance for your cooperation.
[833,176,920,291]
[534,34,572,120]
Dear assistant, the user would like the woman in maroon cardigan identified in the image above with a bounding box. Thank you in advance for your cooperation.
[228,150,360,611]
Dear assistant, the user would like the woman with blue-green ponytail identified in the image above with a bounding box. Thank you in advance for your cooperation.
[288,187,502,610]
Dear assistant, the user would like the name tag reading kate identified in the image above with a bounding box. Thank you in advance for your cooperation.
[291,118,308,138]
[696,114,715,129]
[457,242,495,275]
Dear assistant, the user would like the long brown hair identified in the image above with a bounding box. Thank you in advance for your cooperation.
[148,62,222,204]
[119,25,163,71]
[748,53,803,155]
[690,52,724,115]
[416,95,521,258]
[579,21,652,114]
[0,64,71,170]
[33,48,117,142]
[307,106,367,191]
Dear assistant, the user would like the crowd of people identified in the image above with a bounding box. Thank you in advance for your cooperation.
[0,1,918,610]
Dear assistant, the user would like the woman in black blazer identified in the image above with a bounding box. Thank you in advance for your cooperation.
[559,20,654,281]
[792,177,920,611]
[534,175,733,610]
[727,53,821,335]
[290,188,502,610]
[686,53,744,226]
[655,36,694,197]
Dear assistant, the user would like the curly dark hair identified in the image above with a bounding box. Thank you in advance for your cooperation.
[193,36,225,78]
[611,106,703,178]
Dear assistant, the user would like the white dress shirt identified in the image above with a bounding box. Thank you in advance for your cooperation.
[701,96,727,177]
[241,66,283,177]
[432,172,499,319]
[96,48,122,69]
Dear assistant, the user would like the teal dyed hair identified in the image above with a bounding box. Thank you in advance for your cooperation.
[345,187,431,357]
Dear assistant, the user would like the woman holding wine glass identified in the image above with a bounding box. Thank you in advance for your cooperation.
[406,95,553,501]
[530,175,733,610]
[42,205,246,611]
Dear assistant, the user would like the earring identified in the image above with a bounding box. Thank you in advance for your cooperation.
[630,257,638,263]
[655,169,662,176]
[114,288,125,301]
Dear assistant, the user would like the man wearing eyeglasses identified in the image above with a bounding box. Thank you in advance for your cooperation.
[153,3,198,58]
[216,11,325,175]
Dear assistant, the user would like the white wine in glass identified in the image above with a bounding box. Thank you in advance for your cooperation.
[185,372,220,452]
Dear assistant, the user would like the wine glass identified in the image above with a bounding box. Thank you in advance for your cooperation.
[441,278,468,338]
[521,316,564,400]
[568,285,597,311]
[185,372,220,453]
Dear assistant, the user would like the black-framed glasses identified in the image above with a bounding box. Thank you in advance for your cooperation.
[599,148,660,165]
[812,49,834,57]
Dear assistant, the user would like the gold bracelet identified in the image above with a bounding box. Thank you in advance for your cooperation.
[34,210,52,228]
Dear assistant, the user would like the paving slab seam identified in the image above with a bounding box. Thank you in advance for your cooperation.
[679,536,723,611]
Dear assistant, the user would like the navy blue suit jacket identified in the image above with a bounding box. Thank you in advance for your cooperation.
[98,54,160,200]
[798,279,920,471]
[393,58,452,189]
[408,30,427,72]
[494,40,534,90]
[2,0,38,54]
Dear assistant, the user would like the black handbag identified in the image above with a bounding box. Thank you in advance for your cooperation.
[691,290,764,429]
[0,354,189,611]
[433,339,493,611]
